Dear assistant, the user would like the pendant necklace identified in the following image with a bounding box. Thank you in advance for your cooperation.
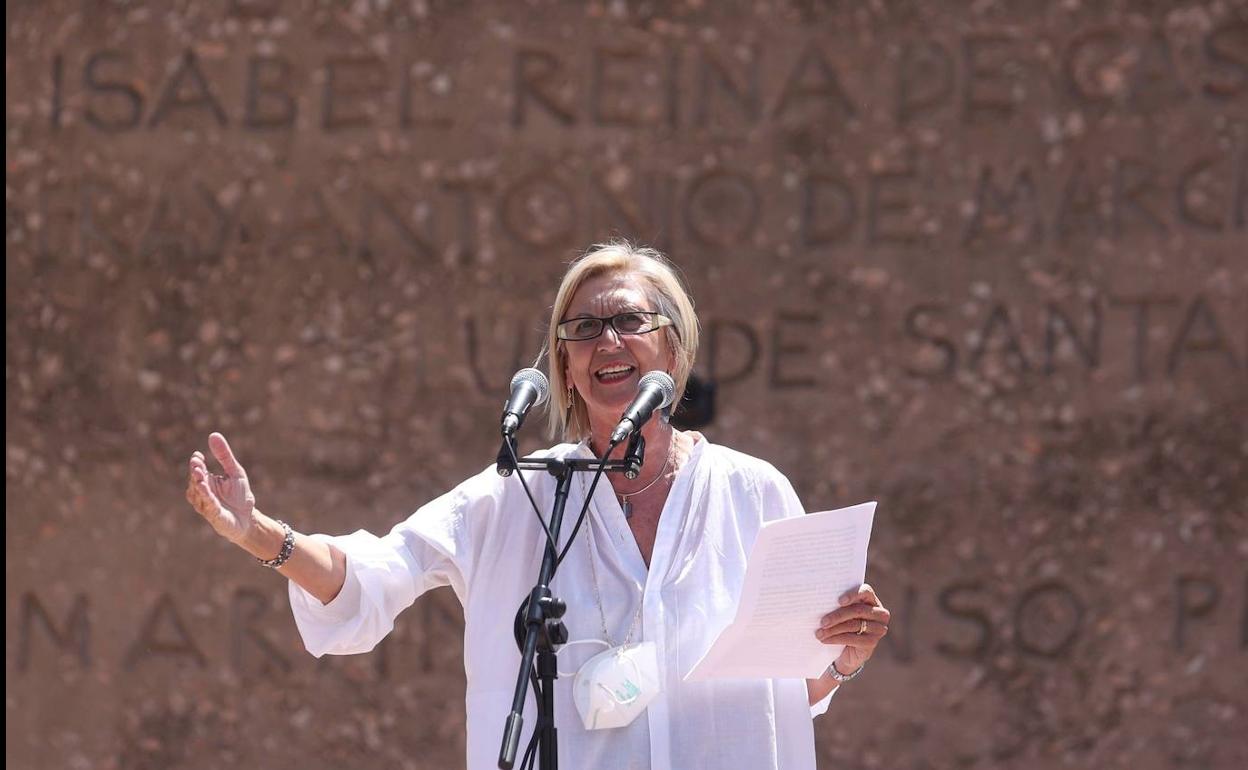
[617,445,672,520]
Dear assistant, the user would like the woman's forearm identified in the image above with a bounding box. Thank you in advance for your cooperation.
[238,510,347,605]
[806,672,839,706]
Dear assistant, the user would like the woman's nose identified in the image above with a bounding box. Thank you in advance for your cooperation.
[596,324,624,350]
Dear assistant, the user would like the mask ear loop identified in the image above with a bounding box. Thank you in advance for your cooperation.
[556,639,612,677]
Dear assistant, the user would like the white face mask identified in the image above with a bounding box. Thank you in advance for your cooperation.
[559,640,662,730]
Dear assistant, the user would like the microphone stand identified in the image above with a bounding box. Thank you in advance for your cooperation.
[495,431,645,770]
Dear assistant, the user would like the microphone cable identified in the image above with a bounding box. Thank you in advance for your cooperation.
[501,435,559,556]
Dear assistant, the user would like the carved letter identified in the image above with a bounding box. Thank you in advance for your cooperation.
[1109,295,1179,383]
[969,303,1030,373]
[513,49,575,127]
[138,193,192,262]
[896,41,953,125]
[773,42,856,122]
[963,165,1043,246]
[357,186,438,264]
[1064,28,1122,104]
[498,172,577,249]
[124,594,207,670]
[1166,295,1240,375]
[399,63,454,129]
[231,588,292,674]
[83,50,144,132]
[280,185,351,259]
[694,49,761,127]
[1055,163,1103,241]
[17,592,89,671]
[322,57,384,131]
[801,173,856,247]
[962,33,1017,122]
[770,312,819,389]
[1176,156,1225,231]
[589,176,658,244]
[149,50,228,127]
[1014,581,1084,658]
[1112,158,1167,235]
[1043,301,1101,374]
[706,320,760,385]
[1203,20,1248,100]
[665,47,681,129]
[936,582,992,659]
[1127,30,1188,112]
[868,155,921,245]
[51,53,64,129]
[683,170,760,247]
[244,55,296,129]
[440,178,491,265]
[196,182,245,259]
[75,180,131,264]
[1174,576,1219,651]
[591,47,644,127]
[904,304,957,379]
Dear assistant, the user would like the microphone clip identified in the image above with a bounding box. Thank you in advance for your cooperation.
[622,432,645,480]
[496,436,517,477]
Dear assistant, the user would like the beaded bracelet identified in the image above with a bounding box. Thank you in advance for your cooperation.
[257,520,295,568]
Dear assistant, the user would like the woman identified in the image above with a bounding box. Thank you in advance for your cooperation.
[186,242,890,770]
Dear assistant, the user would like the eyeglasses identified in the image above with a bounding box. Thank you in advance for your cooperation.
[556,311,675,341]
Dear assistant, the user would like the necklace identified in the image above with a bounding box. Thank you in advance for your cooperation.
[585,523,643,646]
[616,447,672,520]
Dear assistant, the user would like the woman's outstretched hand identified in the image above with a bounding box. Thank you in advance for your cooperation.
[185,432,347,604]
[186,432,256,545]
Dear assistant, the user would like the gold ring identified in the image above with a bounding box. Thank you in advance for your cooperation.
[858,620,867,635]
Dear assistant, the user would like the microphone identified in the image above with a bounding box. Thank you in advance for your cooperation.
[501,368,549,438]
[610,371,676,444]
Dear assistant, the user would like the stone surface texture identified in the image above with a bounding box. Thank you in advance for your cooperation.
[6,1,1247,768]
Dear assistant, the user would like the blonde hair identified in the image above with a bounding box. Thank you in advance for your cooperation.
[543,241,700,442]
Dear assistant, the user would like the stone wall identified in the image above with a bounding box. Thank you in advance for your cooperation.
[6,1,1246,768]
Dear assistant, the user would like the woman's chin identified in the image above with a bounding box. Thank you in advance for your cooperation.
[584,391,633,422]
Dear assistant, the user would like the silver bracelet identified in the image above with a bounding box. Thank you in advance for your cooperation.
[826,660,865,683]
[257,520,295,568]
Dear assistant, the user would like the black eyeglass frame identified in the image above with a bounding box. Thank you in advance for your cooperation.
[555,311,676,342]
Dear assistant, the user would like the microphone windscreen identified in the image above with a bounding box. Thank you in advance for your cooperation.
[510,368,550,405]
[638,371,676,409]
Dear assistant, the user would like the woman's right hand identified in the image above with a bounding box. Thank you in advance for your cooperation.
[186,432,257,545]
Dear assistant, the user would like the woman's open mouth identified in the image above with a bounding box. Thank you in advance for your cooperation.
[594,363,636,384]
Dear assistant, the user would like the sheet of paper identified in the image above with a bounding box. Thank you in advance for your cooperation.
[683,501,876,682]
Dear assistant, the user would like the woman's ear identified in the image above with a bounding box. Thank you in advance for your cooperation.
[560,349,578,400]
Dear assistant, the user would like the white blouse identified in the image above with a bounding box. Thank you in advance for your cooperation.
[289,438,835,770]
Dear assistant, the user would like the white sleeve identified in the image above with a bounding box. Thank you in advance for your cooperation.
[753,460,806,523]
[288,483,484,658]
[810,685,837,718]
